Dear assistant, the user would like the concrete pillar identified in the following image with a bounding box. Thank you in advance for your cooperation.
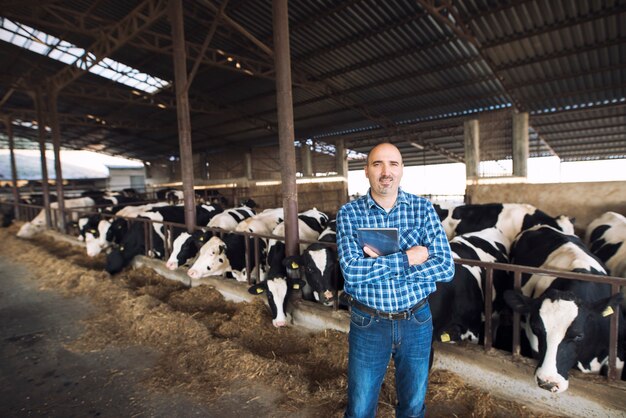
[4,116,20,219]
[244,152,253,179]
[48,87,66,233]
[464,119,480,179]
[512,112,529,178]
[301,143,313,177]
[335,138,349,205]
[34,88,52,228]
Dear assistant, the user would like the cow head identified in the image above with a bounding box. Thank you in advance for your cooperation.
[85,219,112,257]
[301,243,340,306]
[187,236,230,279]
[504,288,623,393]
[17,217,45,238]
[248,277,306,327]
[106,218,129,244]
[105,222,146,274]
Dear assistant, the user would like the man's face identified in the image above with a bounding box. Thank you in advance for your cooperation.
[365,143,403,198]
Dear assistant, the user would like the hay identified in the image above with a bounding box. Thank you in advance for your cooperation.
[0,224,562,417]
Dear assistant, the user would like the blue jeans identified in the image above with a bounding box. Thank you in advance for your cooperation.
[345,302,433,418]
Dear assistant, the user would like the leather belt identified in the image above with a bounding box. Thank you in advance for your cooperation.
[343,293,427,320]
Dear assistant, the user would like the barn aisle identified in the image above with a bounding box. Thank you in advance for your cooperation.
[0,231,296,418]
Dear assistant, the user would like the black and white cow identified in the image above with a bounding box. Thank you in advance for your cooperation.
[186,233,267,282]
[248,275,306,327]
[293,220,345,306]
[81,202,171,257]
[248,209,329,325]
[586,211,626,279]
[105,204,222,274]
[207,205,256,231]
[17,196,96,238]
[440,203,575,242]
[265,208,329,294]
[430,227,511,345]
[504,224,624,393]
[166,207,281,271]
[234,208,284,235]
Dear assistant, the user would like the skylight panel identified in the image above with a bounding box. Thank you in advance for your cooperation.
[0,18,169,94]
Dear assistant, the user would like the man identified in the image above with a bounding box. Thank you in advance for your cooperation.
[337,142,454,418]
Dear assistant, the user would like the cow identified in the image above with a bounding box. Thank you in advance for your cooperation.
[207,205,256,231]
[251,208,330,320]
[504,224,624,393]
[429,227,511,345]
[248,275,307,327]
[105,204,222,274]
[291,220,345,306]
[81,202,170,257]
[265,208,329,293]
[234,208,284,235]
[586,211,626,279]
[166,207,281,272]
[440,203,574,242]
[17,196,96,238]
[186,233,267,282]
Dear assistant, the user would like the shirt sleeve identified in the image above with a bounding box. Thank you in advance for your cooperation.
[337,205,407,286]
[396,201,455,284]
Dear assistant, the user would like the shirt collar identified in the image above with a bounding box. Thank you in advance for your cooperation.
[366,188,409,210]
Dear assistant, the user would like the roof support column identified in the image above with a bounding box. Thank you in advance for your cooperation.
[464,119,480,180]
[170,0,196,233]
[34,88,52,228]
[512,112,529,178]
[48,86,66,233]
[3,116,20,220]
[335,138,349,205]
[244,152,253,180]
[301,142,313,177]
[273,0,299,257]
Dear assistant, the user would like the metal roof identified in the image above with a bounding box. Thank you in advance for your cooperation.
[0,0,624,170]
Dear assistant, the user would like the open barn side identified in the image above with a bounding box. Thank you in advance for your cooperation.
[467,181,626,234]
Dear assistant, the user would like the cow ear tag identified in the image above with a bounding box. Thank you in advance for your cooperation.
[293,283,301,289]
[199,237,204,241]
[440,333,450,342]
[602,306,614,317]
[256,288,264,294]
[291,261,299,269]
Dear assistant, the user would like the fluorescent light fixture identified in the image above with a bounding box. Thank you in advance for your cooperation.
[408,140,424,150]
[0,18,170,94]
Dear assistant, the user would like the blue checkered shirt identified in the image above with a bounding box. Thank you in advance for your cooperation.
[337,189,454,312]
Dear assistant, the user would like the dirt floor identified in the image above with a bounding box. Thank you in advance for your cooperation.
[0,223,561,417]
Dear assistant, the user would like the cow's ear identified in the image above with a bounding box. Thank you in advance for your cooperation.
[248,283,266,295]
[504,290,533,315]
[590,293,623,317]
[290,278,307,290]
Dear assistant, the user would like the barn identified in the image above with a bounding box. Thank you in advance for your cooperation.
[1,1,625,416]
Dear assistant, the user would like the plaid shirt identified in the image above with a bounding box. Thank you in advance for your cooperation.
[337,188,454,312]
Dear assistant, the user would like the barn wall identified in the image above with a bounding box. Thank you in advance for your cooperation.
[466,181,626,233]
[198,180,346,216]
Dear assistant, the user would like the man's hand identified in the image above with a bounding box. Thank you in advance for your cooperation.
[406,245,428,265]
[363,245,379,258]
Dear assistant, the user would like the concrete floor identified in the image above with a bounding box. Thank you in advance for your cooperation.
[0,256,301,418]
